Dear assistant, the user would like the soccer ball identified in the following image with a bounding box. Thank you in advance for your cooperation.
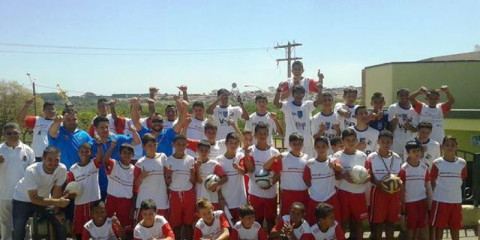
[350,165,370,184]
[255,169,272,189]
[380,174,402,194]
[65,181,83,197]
[204,174,220,192]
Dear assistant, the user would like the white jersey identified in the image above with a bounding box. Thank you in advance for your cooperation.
[388,103,419,156]
[69,161,101,205]
[279,215,311,240]
[186,117,208,157]
[305,158,338,202]
[311,111,341,140]
[83,218,117,240]
[414,102,449,143]
[248,146,280,199]
[273,152,309,191]
[281,100,315,156]
[431,157,467,204]
[334,150,368,194]
[403,138,441,170]
[212,105,243,140]
[366,151,402,182]
[135,154,169,209]
[166,154,195,191]
[350,126,379,156]
[399,162,430,203]
[91,114,117,135]
[334,103,357,129]
[0,142,35,200]
[196,160,224,204]
[106,159,134,199]
[283,77,318,102]
[25,116,53,157]
[232,221,264,240]
[14,162,67,202]
[195,210,229,239]
[217,152,247,208]
[311,221,343,240]
[124,118,144,160]
[163,119,178,131]
[133,215,173,240]
[245,112,278,145]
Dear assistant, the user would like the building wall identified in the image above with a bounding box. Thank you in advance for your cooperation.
[363,64,393,105]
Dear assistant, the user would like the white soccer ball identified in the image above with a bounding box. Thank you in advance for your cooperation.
[65,181,83,197]
[204,174,220,192]
[350,165,370,184]
[255,169,272,189]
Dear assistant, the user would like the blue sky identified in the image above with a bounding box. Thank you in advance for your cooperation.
[1,0,479,95]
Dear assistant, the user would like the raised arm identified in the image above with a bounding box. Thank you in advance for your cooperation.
[130,98,143,130]
[313,83,324,107]
[177,85,189,102]
[148,87,158,116]
[48,115,64,139]
[108,99,119,121]
[440,85,455,108]
[263,154,282,171]
[408,86,428,106]
[17,97,34,126]
[237,96,249,120]
[270,112,284,137]
[206,94,223,115]
[173,96,189,134]
[227,119,245,145]
[273,83,283,109]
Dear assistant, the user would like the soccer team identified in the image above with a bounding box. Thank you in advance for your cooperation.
[0,61,467,240]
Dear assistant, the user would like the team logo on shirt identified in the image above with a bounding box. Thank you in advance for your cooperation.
[23,156,27,162]
[297,111,303,119]
[222,111,228,118]
[325,122,331,129]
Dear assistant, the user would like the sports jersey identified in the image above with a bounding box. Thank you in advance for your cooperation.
[403,138,441,169]
[217,152,247,209]
[334,103,357,129]
[350,126,379,155]
[105,159,134,199]
[271,152,309,191]
[398,162,430,203]
[387,103,419,156]
[245,112,278,145]
[430,157,467,203]
[281,100,315,156]
[366,151,402,182]
[134,154,168,209]
[212,105,243,140]
[67,160,101,205]
[231,221,268,240]
[281,77,319,102]
[248,146,280,199]
[273,215,312,240]
[82,218,119,240]
[311,111,341,140]
[413,102,450,143]
[194,210,230,240]
[133,215,174,240]
[196,160,225,204]
[303,157,340,202]
[166,154,195,191]
[334,150,368,194]
[24,116,53,157]
[0,142,35,200]
[311,221,345,240]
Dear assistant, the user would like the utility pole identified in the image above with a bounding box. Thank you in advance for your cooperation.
[26,73,37,115]
[275,41,302,78]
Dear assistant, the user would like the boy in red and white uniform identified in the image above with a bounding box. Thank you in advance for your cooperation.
[311,203,345,240]
[388,88,419,159]
[16,98,56,161]
[134,199,175,240]
[274,83,323,157]
[334,87,358,129]
[104,143,136,234]
[66,142,101,238]
[403,122,441,169]
[280,61,323,102]
[245,95,284,145]
[429,136,466,240]
[164,134,196,239]
[350,106,379,156]
[271,202,312,240]
[264,133,309,216]
[134,133,169,221]
[185,101,208,156]
[366,130,402,240]
[409,85,454,143]
[231,204,268,240]
[206,88,249,140]
[311,92,341,142]
[194,198,230,240]
[243,122,280,232]
[186,121,227,160]
[399,141,432,240]
[303,137,343,225]
[334,128,369,240]
[82,201,125,240]
[88,99,121,137]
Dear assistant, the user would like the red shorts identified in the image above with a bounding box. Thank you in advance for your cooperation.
[137,209,168,223]
[280,190,308,216]
[105,195,134,232]
[429,201,462,229]
[306,194,342,225]
[73,202,92,235]
[249,194,277,222]
[338,189,368,222]
[405,199,428,229]
[369,186,401,223]
[169,188,196,227]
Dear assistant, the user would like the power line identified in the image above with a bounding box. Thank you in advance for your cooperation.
[275,41,302,78]
[0,49,268,56]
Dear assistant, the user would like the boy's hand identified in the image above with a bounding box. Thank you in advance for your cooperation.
[130,97,140,106]
[283,221,294,236]
[343,172,355,184]
[165,165,173,178]
[391,113,399,126]
[270,112,277,121]
[0,155,4,164]
[357,140,367,151]
[333,122,340,132]
[128,124,137,133]
[226,119,235,127]
[440,85,449,93]
[149,87,159,95]
[317,69,324,84]
[277,82,285,92]
[111,212,121,225]
[108,99,118,107]
[342,107,351,118]
[139,167,150,181]
[419,86,428,94]
[53,115,63,124]
[316,82,323,91]
[404,118,414,132]
[319,122,327,133]
[232,162,240,170]
[57,194,71,208]
[177,85,188,92]
[24,97,35,107]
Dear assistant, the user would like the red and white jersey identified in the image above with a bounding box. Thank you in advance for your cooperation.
[413,102,450,143]
[303,158,340,202]
[196,160,225,204]
[166,154,195,191]
[334,103,357,129]
[387,103,419,156]
[105,159,134,199]
[134,154,169,209]
[245,112,278,145]
[281,77,319,102]
[334,150,368,194]
[212,105,243,140]
[231,221,268,240]
[194,210,230,239]
[271,152,309,191]
[311,111,341,140]
[24,116,53,157]
[122,118,144,160]
[133,215,174,240]
[248,146,280,199]
[217,152,247,208]
[83,218,118,240]
[311,221,345,240]
[0,142,35,200]
[185,117,208,157]
[67,160,101,205]
[350,126,379,156]
[281,100,315,156]
[187,139,227,160]
[365,151,402,182]
[399,161,430,203]
[430,157,467,204]
[88,114,118,137]
[403,138,441,170]
[274,215,312,240]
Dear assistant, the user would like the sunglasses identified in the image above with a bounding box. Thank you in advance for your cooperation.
[151,119,164,124]
[5,132,19,136]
